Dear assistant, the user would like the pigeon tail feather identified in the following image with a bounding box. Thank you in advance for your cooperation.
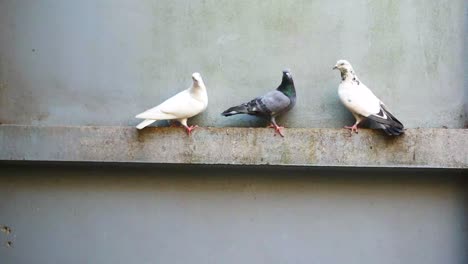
[136,119,156,129]
[380,124,405,136]
[221,104,249,116]
[367,104,404,135]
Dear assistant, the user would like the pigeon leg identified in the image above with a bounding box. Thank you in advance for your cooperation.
[268,117,285,137]
[184,125,199,136]
[344,114,363,134]
[344,124,358,133]
[344,120,360,134]
[179,118,198,136]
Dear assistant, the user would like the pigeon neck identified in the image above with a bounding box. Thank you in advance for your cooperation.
[191,81,206,91]
[277,78,296,98]
[190,82,208,104]
[341,69,358,82]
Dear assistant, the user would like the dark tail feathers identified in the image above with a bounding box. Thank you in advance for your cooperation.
[368,104,404,136]
[380,105,404,136]
[380,124,405,136]
[221,104,248,116]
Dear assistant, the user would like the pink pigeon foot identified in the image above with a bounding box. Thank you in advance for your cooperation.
[185,125,199,136]
[268,124,285,137]
[344,124,359,134]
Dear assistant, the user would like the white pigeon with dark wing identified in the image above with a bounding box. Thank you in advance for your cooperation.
[135,72,208,135]
[333,60,404,135]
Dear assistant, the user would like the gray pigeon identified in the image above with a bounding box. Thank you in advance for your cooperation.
[221,69,296,137]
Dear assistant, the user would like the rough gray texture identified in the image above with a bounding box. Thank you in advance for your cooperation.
[0,165,466,264]
[1,3,467,264]
[0,0,466,128]
[1,125,466,168]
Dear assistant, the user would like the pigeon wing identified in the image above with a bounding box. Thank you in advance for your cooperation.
[136,89,204,120]
[339,82,381,117]
[257,90,291,116]
[340,83,403,129]
[367,103,404,129]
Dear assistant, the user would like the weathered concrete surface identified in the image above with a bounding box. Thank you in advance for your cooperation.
[1,165,466,264]
[0,125,466,168]
[0,0,466,128]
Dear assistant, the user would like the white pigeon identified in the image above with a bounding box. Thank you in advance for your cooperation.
[333,60,404,135]
[135,72,208,135]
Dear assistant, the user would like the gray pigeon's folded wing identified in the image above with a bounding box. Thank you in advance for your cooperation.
[259,90,291,116]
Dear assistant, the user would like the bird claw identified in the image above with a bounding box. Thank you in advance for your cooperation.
[185,125,199,136]
[268,124,285,137]
[344,125,358,134]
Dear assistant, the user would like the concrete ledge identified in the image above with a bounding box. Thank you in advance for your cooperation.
[0,125,466,168]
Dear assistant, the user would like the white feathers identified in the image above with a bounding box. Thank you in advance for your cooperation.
[136,119,156,129]
[135,72,208,130]
[334,60,382,118]
[338,79,382,118]
[334,60,404,135]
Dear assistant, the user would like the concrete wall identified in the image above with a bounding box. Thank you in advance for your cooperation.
[1,2,467,263]
[0,0,466,128]
[0,165,466,264]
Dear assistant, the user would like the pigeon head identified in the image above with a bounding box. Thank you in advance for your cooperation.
[282,69,292,80]
[333,60,353,72]
[192,72,202,82]
[280,69,294,86]
[191,72,205,87]
[278,68,295,98]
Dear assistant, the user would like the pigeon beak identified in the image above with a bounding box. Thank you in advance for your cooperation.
[332,66,338,70]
